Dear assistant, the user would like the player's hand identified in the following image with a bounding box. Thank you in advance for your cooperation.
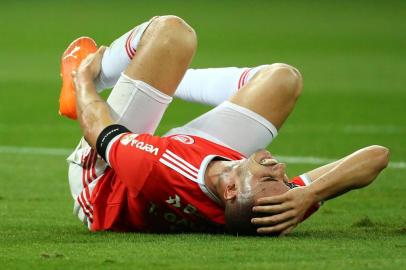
[73,46,106,86]
[251,186,316,236]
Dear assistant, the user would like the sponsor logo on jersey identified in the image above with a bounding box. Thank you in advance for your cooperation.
[171,134,195,144]
[120,134,159,156]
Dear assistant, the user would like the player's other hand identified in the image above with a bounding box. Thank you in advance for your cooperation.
[251,186,316,236]
[73,46,106,88]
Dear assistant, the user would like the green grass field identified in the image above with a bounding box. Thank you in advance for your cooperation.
[1,0,405,269]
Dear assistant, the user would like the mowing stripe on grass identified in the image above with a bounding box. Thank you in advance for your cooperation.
[0,145,404,170]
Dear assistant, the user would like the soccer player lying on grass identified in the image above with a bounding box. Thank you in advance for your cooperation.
[61,16,389,235]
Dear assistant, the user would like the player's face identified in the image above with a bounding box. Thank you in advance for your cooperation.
[229,149,288,196]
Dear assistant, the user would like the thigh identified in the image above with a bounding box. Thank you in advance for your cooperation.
[164,101,278,156]
[124,15,197,96]
[230,64,302,130]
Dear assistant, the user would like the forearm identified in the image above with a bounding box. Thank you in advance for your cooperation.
[70,47,114,148]
[252,146,389,235]
[308,146,389,202]
[75,78,114,148]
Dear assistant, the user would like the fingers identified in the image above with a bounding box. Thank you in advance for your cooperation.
[256,218,297,235]
[97,46,107,55]
[90,46,106,61]
[79,45,106,69]
[87,46,106,59]
[75,45,106,81]
[252,209,295,226]
[256,193,288,205]
[252,203,292,214]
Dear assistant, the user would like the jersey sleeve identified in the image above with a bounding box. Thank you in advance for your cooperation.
[96,124,166,195]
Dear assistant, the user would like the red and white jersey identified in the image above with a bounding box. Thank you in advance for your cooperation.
[69,132,319,233]
[79,133,244,233]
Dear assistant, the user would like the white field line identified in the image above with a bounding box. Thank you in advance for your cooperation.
[0,145,405,170]
[0,146,72,156]
[276,155,406,170]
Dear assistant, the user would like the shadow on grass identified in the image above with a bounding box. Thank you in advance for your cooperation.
[3,217,405,246]
[351,216,377,228]
[283,216,406,240]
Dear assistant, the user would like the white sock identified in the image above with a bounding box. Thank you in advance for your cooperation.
[94,21,267,105]
[107,74,172,134]
[175,66,267,106]
[94,21,152,92]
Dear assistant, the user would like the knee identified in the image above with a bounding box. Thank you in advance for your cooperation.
[257,63,303,100]
[149,15,197,55]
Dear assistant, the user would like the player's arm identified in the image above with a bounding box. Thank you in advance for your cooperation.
[73,47,165,193]
[73,46,114,149]
[252,145,390,235]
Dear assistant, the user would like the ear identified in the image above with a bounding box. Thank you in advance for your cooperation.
[224,183,238,201]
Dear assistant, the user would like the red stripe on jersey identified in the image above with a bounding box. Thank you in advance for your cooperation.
[84,152,94,204]
[86,150,97,184]
[78,151,94,224]
[77,196,94,223]
[80,191,93,215]
[89,150,97,181]
[84,184,92,206]
[82,149,98,189]
[85,151,92,186]
[81,151,91,187]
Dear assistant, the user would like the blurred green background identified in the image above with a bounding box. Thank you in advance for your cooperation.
[0,1,405,269]
[1,0,405,158]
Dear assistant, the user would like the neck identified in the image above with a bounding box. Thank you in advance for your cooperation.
[204,160,234,206]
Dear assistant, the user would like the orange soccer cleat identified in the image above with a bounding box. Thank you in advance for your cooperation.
[59,37,98,120]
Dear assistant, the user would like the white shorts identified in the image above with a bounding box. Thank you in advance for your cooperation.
[164,102,277,156]
[108,73,277,156]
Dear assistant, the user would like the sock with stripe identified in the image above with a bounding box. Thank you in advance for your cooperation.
[94,21,267,106]
[94,21,151,92]
[174,65,267,106]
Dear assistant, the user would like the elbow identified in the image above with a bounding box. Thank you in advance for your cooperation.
[352,145,390,189]
[367,145,390,172]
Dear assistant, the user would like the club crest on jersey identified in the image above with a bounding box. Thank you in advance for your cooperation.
[120,134,159,156]
[171,135,195,145]
[120,134,138,146]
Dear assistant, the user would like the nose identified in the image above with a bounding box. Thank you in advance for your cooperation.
[253,149,273,164]
[260,158,278,166]
[252,151,286,181]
